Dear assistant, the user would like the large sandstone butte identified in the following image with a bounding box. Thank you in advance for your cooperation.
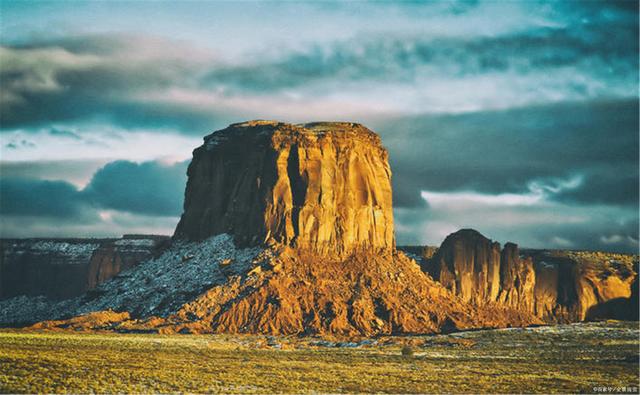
[165,121,536,335]
[174,121,394,257]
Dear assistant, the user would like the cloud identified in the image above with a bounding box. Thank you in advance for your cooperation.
[49,127,82,140]
[0,159,109,187]
[0,177,95,220]
[0,159,188,237]
[378,99,638,208]
[1,0,636,132]
[395,188,638,253]
[0,128,200,162]
[0,34,228,131]
[0,211,179,239]
[4,138,35,149]
[83,160,188,216]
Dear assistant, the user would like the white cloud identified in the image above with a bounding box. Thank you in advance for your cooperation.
[550,236,573,248]
[420,175,584,209]
[1,127,200,164]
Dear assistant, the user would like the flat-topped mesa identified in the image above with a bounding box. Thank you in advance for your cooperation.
[173,120,395,256]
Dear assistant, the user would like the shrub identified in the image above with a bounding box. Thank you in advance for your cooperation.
[401,345,414,357]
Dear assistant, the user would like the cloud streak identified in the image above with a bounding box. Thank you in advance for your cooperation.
[1,0,636,132]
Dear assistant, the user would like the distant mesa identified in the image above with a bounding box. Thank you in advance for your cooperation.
[0,235,169,300]
[0,121,637,335]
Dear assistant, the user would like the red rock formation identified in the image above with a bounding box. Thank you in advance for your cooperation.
[424,229,501,305]
[174,121,394,257]
[21,121,543,335]
[529,251,637,322]
[423,229,637,322]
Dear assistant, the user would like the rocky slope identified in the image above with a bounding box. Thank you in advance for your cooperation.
[419,229,638,322]
[10,234,535,335]
[0,236,169,300]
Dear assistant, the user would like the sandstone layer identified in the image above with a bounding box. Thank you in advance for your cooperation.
[174,121,394,257]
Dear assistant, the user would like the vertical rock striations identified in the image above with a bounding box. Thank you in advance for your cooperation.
[174,120,395,257]
[423,229,637,322]
[497,242,536,312]
[424,229,501,305]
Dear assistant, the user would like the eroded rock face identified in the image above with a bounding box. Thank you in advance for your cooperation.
[174,121,394,257]
[424,229,501,305]
[3,122,542,335]
[423,229,638,322]
[528,251,637,322]
[497,242,536,312]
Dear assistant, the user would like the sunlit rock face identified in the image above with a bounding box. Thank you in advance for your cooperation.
[423,229,637,322]
[497,242,536,312]
[174,120,395,257]
[424,229,502,305]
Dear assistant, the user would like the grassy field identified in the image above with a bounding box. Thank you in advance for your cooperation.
[0,321,638,393]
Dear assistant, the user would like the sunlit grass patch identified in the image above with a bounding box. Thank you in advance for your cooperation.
[0,322,637,393]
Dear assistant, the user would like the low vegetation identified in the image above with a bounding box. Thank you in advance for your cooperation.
[0,322,637,393]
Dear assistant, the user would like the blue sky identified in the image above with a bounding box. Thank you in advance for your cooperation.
[0,0,638,252]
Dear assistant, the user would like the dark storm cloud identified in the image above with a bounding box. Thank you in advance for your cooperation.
[395,202,639,253]
[83,160,188,216]
[375,99,639,208]
[0,159,108,186]
[0,177,93,219]
[0,160,188,220]
[0,34,231,132]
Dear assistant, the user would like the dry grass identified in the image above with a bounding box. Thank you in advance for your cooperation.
[0,321,638,393]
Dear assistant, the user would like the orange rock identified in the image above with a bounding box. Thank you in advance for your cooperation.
[173,121,394,257]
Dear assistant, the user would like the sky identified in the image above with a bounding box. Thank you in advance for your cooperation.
[0,0,638,253]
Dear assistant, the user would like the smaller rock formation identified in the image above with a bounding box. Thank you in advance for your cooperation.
[424,229,501,305]
[423,229,638,323]
[527,250,637,322]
